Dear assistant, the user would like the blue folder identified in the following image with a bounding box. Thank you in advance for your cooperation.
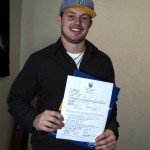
[73,70,120,118]
[49,70,120,149]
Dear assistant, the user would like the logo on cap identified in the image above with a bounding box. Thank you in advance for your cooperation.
[75,0,85,5]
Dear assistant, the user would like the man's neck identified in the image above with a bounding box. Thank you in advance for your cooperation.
[61,37,86,54]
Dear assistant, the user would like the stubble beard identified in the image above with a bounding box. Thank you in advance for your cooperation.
[61,29,88,44]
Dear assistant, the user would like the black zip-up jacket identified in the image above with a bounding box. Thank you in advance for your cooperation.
[7,38,119,150]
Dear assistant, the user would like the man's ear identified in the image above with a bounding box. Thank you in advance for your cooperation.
[89,20,93,28]
[56,15,62,25]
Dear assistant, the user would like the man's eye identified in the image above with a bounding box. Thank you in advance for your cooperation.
[67,15,74,19]
[81,17,90,21]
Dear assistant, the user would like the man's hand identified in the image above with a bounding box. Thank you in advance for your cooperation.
[94,129,116,150]
[33,110,64,132]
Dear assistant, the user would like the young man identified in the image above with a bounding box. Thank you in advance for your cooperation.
[8,0,119,149]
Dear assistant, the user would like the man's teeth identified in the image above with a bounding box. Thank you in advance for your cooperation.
[71,29,80,32]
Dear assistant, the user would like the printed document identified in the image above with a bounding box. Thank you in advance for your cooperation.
[56,75,113,143]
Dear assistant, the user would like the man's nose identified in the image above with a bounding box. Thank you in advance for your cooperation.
[75,17,82,25]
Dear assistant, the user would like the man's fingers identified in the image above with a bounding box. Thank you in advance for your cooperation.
[33,110,65,132]
[47,115,64,127]
[45,110,64,121]
[38,121,64,132]
[94,130,116,150]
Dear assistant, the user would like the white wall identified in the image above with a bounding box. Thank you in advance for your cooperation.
[89,1,150,150]
[0,0,22,149]
[1,0,149,149]
[20,0,62,66]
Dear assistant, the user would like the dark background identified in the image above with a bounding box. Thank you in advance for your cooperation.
[0,0,10,77]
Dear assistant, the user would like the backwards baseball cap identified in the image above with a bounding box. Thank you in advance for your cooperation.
[60,0,96,18]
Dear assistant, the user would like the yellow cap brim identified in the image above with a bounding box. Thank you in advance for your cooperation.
[62,6,96,18]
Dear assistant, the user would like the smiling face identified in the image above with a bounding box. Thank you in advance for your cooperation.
[57,8,92,44]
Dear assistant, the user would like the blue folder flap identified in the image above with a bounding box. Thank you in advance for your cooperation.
[48,70,120,149]
[48,131,95,149]
[73,70,120,117]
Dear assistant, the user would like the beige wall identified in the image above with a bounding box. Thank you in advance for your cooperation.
[20,0,62,66]
[90,1,150,150]
[1,0,150,149]
[0,0,22,149]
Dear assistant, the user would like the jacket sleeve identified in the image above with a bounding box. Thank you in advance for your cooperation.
[7,56,39,133]
[105,58,120,139]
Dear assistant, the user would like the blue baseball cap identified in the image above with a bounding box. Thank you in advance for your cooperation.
[60,0,96,18]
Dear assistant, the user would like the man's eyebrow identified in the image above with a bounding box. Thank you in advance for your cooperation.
[65,11,75,14]
[65,11,89,17]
